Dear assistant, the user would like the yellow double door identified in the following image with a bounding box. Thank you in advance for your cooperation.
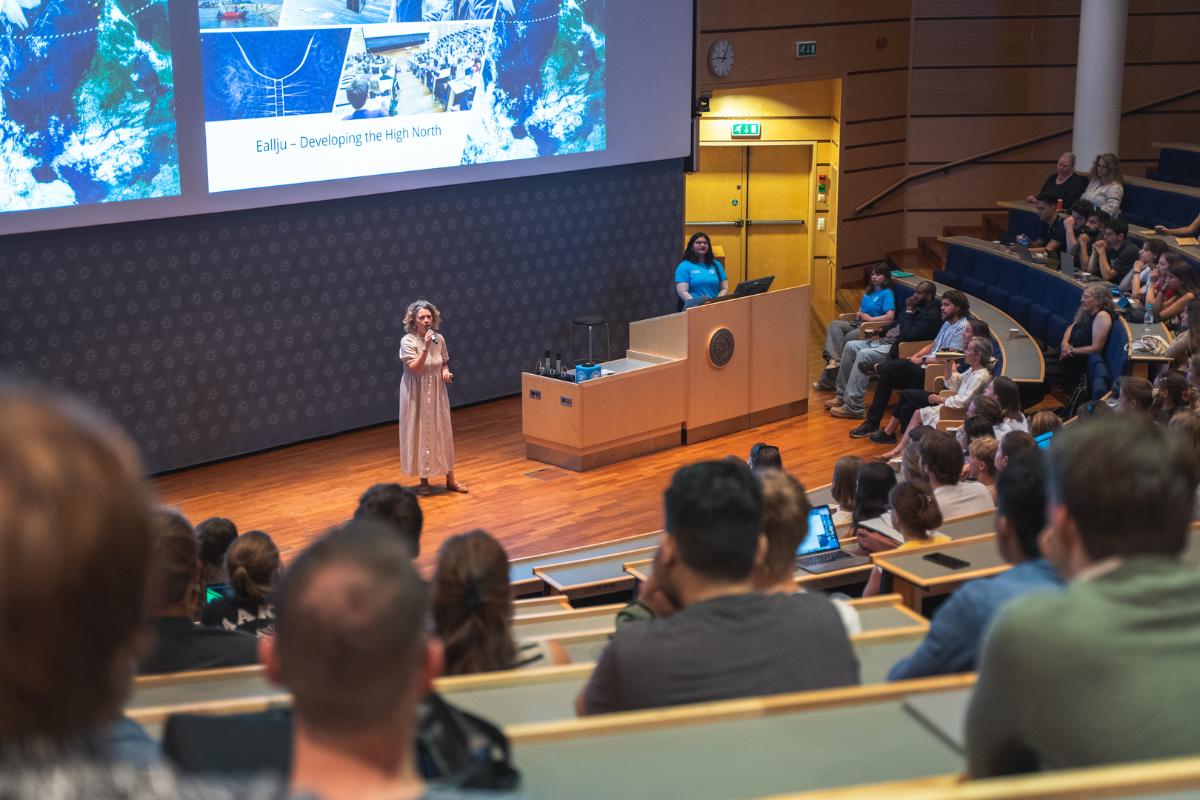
[684,145,812,291]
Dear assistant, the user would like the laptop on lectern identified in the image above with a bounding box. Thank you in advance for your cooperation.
[700,275,775,305]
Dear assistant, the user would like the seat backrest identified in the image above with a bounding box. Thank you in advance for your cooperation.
[946,246,976,277]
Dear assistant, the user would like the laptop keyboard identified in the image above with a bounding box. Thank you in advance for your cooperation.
[797,550,852,567]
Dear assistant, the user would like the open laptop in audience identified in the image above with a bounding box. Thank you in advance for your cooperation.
[796,505,870,574]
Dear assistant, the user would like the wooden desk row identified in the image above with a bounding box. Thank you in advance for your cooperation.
[511,482,843,599]
[127,596,932,733]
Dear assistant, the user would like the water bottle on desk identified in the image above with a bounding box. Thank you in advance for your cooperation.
[1144,304,1155,336]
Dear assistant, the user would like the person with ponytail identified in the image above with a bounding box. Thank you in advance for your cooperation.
[864,481,949,596]
[200,530,281,638]
[432,529,565,675]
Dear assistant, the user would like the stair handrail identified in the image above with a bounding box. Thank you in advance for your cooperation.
[853,84,1200,216]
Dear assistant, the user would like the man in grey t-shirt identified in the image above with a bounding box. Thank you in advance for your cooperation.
[577,460,860,716]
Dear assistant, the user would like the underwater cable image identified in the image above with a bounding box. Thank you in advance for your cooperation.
[0,0,180,213]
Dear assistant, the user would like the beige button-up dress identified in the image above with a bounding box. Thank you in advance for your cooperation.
[399,333,455,478]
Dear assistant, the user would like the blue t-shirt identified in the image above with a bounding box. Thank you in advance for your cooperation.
[674,259,727,301]
[859,288,896,318]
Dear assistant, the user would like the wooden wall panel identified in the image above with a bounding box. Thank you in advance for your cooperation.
[911,18,1079,67]
[701,1,908,31]
[903,163,1056,209]
[842,71,910,122]
[907,117,1071,163]
[1125,13,1200,61]
[842,117,907,149]
[842,141,907,172]
[906,211,1001,244]
[840,165,907,216]
[696,21,910,92]
[914,0,1078,15]
[838,213,903,276]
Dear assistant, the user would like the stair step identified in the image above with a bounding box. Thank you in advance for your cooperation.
[918,237,948,269]
[886,248,938,277]
[943,225,986,239]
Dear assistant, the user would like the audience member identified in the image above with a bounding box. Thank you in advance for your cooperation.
[900,426,934,483]
[1079,152,1124,217]
[988,376,1029,437]
[828,280,941,420]
[0,386,277,796]
[200,531,281,639]
[139,510,258,675]
[1164,298,1200,367]
[816,264,896,388]
[1131,242,1171,305]
[1030,193,1066,252]
[1061,200,1094,274]
[1029,410,1062,437]
[1089,218,1139,284]
[1151,257,1200,329]
[957,413,999,459]
[967,437,999,500]
[829,455,864,526]
[1125,238,1169,297]
[1188,352,1200,398]
[196,517,239,596]
[354,482,423,558]
[1169,411,1200,517]
[577,460,859,715]
[1151,370,1189,425]
[342,75,387,120]
[1156,212,1200,238]
[995,430,1037,472]
[851,461,901,551]
[863,481,947,596]
[262,522,494,800]
[889,450,1062,681]
[876,337,994,455]
[966,416,1200,775]
[1026,152,1088,208]
[1047,285,1114,407]
[1117,375,1154,416]
[921,430,994,518]
[433,529,562,675]
[747,442,783,472]
[852,290,973,439]
[754,471,861,634]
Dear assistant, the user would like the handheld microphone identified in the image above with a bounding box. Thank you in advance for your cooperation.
[430,331,438,344]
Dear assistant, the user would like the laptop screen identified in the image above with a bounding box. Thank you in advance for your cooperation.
[797,505,840,556]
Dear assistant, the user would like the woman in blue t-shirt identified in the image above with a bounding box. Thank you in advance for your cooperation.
[674,232,728,308]
[815,263,896,391]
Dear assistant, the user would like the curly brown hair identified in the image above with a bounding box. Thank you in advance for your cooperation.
[402,299,441,334]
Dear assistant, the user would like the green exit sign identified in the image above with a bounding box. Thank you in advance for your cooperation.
[796,40,817,58]
[731,122,761,139]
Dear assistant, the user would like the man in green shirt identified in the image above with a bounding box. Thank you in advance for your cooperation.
[966,416,1200,777]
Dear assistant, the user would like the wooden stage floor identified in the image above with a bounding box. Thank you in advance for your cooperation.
[153,321,881,573]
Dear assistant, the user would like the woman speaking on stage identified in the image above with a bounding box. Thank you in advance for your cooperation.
[399,299,468,496]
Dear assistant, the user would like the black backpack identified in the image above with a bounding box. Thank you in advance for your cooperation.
[163,692,520,791]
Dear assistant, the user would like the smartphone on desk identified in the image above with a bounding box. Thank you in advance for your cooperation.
[922,552,970,570]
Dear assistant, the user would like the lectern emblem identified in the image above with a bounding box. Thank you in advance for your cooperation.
[708,327,735,367]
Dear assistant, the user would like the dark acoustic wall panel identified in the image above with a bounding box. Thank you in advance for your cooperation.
[0,159,684,473]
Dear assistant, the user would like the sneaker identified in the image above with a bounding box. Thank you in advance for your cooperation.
[858,360,880,376]
[823,396,843,409]
[868,430,897,445]
[849,422,878,438]
[825,358,841,370]
[829,405,865,419]
[812,380,836,392]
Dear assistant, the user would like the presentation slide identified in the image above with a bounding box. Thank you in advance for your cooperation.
[0,0,180,213]
[198,0,606,193]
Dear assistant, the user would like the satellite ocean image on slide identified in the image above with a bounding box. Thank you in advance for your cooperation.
[0,0,179,213]
[462,0,604,164]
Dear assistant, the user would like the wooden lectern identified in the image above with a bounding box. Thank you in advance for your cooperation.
[522,286,810,471]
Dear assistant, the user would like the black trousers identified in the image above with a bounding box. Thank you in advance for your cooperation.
[866,358,926,426]
[893,388,933,430]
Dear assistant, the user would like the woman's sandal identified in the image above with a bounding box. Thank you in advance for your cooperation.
[417,483,432,496]
[446,482,469,494]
